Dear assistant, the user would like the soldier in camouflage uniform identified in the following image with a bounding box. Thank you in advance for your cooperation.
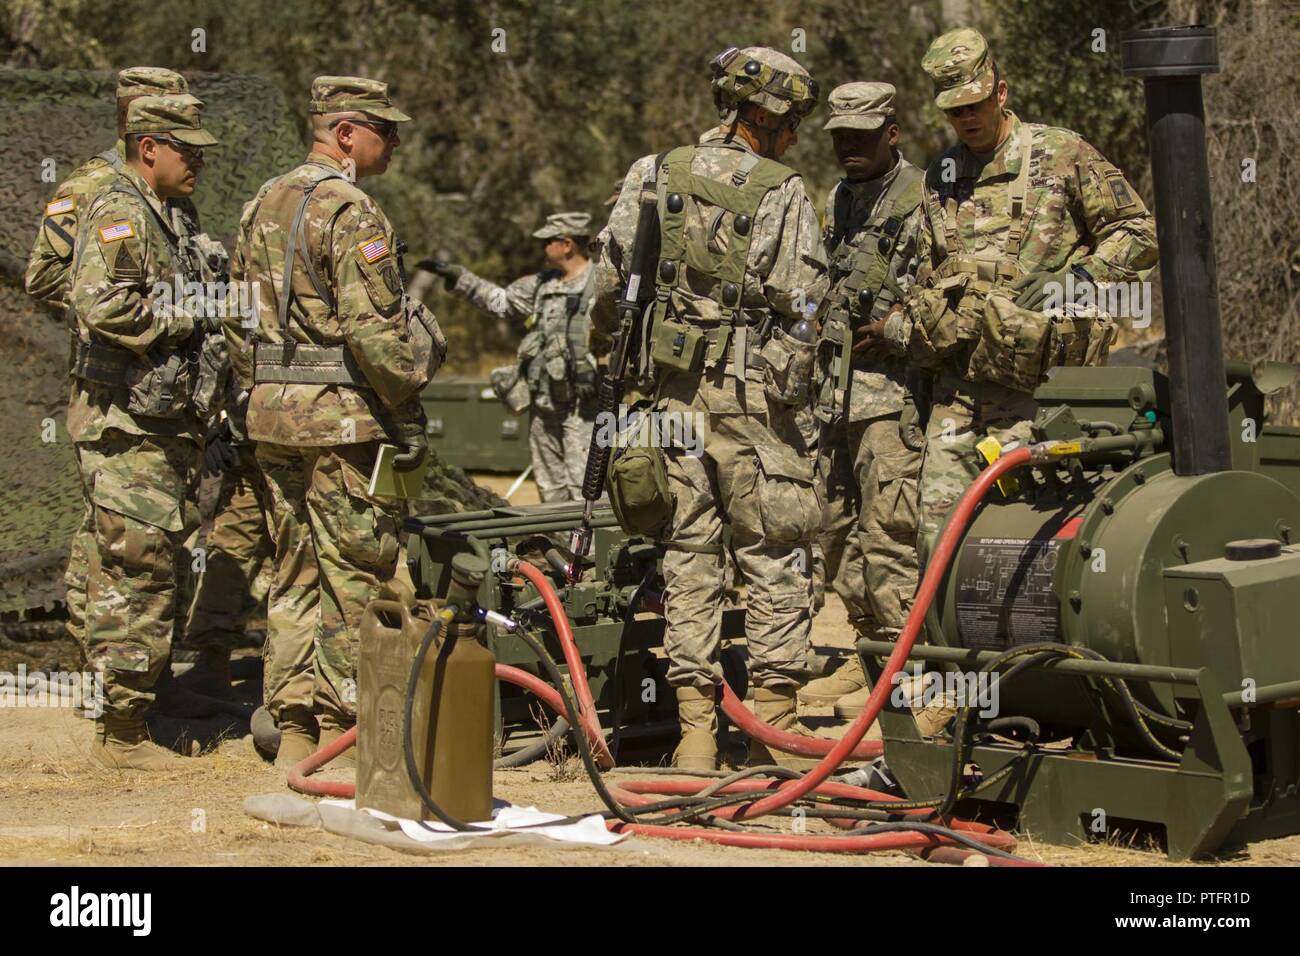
[799,84,926,718]
[26,67,190,659]
[228,77,445,768]
[429,212,598,502]
[882,29,1157,565]
[65,95,223,769]
[592,47,828,771]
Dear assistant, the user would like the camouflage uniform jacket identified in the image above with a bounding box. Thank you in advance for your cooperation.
[822,154,924,420]
[884,112,1157,368]
[591,127,828,412]
[66,161,204,445]
[231,152,427,447]
[452,262,595,414]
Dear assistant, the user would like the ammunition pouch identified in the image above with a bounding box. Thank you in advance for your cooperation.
[759,325,816,406]
[650,317,708,374]
[605,415,673,540]
[71,335,203,419]
[406,296,447,388]
[252,341,372,388]
[968,292,1117,393]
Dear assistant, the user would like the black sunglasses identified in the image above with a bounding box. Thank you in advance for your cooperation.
[146,134,204,159]
[330,116,398,141]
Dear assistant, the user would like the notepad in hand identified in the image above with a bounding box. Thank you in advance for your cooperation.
[368,444,426,499]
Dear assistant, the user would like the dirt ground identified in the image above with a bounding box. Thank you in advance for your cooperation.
[2,472,1298,868]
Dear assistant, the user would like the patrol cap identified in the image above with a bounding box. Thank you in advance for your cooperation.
[310,76,411,123]
[824,82,897,131]
[116,67,188,100]
[532,212,592,240]
[125,94,219,147]
[922,28,997,110]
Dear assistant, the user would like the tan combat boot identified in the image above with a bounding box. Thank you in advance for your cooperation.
[833,684,871,719]
[672,686,718,772]
[748,685,822,771]
[92,715,188,771]
[318,718,356,769]
[274,707,319,769]
[797,656,866,707]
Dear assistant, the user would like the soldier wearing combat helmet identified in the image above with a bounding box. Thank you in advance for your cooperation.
[427,211,600,502]
[227,76,446,768]
[877,30,1157,725]
[591,46,828,771]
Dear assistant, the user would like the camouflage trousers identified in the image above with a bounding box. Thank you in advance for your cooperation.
[658,370,819,691]
[916,371,1038,561]
[816,411,922,640]
[256,441,405,727]
[529,406,595,502]
[73,431,200,721]
[184,445,272,652]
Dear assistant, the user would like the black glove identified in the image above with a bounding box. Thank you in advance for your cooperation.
[202,420,239,476]
[389,416,429,473]
[416,258,465,290]
[1011,270,1072,311]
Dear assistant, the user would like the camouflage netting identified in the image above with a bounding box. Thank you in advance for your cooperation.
[0,69,499,624]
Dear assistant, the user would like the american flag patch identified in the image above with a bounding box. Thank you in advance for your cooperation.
[45,197,76,217]
[358,235,388,263]
[99,221,135,243]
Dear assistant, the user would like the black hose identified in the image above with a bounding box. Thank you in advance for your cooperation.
[494,717,570,769]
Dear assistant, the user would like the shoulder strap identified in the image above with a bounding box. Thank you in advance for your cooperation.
[829,181,853,255]
[277,166,348,335]
[1002,131,1035,260]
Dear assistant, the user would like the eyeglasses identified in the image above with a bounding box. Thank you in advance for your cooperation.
[148,135,204,160]
[331,116,398,141]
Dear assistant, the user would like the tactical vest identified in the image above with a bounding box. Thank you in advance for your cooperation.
[68,179,206,418]
[825,165,924,326]
[250,166,373,389]
[648,145,797,374]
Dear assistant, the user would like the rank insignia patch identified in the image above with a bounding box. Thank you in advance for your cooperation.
[359,235,389,262]
[99,221,135,243]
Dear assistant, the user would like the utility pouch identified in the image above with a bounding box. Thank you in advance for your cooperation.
[813,315,850,424]
[969,292,1056,393]
[759,325,817,406]
[911,273,975,360]
[605,415,673,540]
[650,318,706,374]
[490,363,531,414]
[191,333,229,419]
[406,296,448,388]
[125,350,195,418]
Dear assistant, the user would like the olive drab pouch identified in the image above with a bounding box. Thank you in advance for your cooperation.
[650,317,707,374]
[125,350,196,419]
[489,363,531,414]
[605,413,673,540]
[759,325,817,406]
[542,334,575,406]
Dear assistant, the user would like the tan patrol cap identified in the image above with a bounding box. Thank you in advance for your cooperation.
[922,28,997,110]
[125,94,218,147]
[310,76,411,123]
[116,67,188,99]
[824,82,897,131]
[533,212,592,240]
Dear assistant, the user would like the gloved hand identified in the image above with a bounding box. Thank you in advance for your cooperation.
[202,419,239,476]
[389,416,429,473]
[416,258,465,290]
[1011,270,1071,311]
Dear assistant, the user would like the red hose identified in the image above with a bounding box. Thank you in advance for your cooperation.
[510,559,616,769]
[717,681,883,760]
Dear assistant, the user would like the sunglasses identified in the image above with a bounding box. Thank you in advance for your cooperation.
[148,135,204,160]
[331,116,399,141]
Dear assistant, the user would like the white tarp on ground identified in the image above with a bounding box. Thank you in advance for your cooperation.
[244,794,625,853]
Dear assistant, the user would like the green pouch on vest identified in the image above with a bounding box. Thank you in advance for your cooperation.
[968,292,1055,393]
[650,318,706,374]
[605,416,673,540]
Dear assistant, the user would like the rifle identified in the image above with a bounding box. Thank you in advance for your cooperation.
[565,170,662,580]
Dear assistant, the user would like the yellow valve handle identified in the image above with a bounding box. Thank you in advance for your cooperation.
[975,436,1021,497]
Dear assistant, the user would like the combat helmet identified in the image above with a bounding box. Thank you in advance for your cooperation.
[710,46,819,125]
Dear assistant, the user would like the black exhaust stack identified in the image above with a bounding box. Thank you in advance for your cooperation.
[1121,26,1232,475]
